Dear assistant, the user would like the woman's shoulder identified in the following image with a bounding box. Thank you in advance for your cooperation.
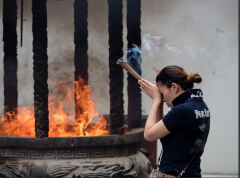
[165,104,190,122]
[171,103,189,114]
[163,104,190,132]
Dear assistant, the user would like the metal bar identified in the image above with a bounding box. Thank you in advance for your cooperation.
[3,0,18,118]
[32,0,49,138]
[108,0,124,135]
[20,0,23,47]
[127,0,142,129]
[73,0,89,125]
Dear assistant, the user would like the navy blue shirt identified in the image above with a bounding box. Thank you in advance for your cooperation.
[160,89,210,177]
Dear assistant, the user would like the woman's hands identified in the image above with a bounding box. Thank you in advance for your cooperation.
[139,79,169,141]
[138,79,162,103]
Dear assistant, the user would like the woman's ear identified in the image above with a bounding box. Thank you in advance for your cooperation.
[172,83,178,93]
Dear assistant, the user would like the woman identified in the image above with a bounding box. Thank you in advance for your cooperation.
[138,65,210,177]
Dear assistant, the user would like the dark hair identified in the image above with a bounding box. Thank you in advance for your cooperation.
[156,65,202,90]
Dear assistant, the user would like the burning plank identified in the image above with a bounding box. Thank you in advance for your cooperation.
[117,59,143,80]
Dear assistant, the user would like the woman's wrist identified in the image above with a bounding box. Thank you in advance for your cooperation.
[159,100,164,106]
[152,99,162,105]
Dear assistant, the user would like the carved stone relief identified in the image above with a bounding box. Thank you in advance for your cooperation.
[73,157,137,178]
[46,164,79,177]
[0,145,138,160]
[0,157,142,178]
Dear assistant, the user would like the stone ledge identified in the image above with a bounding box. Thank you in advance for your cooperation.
[0,128,144,148]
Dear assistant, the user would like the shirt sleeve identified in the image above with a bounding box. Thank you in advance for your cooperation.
[162,105,189,133]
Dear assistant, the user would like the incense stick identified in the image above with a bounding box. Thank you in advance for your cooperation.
[117,59,142,80]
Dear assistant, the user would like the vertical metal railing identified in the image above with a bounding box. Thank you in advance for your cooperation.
[108,0,125,135]
[74,0,89,124]
[127,0,142,129]
[32,0,49,138]
[3,0,18,120]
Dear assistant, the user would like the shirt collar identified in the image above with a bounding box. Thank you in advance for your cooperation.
[172,89,203,106]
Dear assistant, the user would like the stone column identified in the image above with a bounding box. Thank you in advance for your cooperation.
[108,0,124,135]
[74,0,88,121]
[32,0,49,138]
[3,0,18,118]
[127,0,142,128]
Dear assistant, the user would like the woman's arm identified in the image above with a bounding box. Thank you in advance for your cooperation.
[157,98,164,121]
[138,79,170,141]
[144,102,170,141]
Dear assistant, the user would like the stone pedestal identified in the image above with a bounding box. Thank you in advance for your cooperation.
[0,128,152,177]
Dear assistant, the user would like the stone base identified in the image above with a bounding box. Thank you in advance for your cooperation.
[0,128,152,177]
[0,152,152,177]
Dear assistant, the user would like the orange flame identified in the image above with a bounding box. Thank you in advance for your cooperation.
[0,76,109,137]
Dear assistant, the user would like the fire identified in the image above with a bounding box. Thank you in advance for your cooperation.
[0,76,109,137]
[0,106,35,137]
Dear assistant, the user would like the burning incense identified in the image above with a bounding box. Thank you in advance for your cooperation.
[117,59,143,80]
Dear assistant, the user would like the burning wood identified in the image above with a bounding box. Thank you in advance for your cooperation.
[117,59,143,80]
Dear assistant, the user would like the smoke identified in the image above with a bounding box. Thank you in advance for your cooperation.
[122,44,141,75]
[141,33,235,76]
[88,55,110,108]
[142,33,216,60]
[142,33,183,60]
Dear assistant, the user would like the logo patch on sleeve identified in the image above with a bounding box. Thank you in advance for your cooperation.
[195,109,210,119]
[199,123,206,131]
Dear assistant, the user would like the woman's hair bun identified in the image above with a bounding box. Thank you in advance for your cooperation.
[187,73,202,89]
[193,73,202,83]
[155,65,203,90]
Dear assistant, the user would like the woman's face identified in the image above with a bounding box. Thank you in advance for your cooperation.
[157,81,176,109]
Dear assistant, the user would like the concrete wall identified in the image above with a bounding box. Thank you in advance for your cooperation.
[140,0,238,175]
[0,0,238,174]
